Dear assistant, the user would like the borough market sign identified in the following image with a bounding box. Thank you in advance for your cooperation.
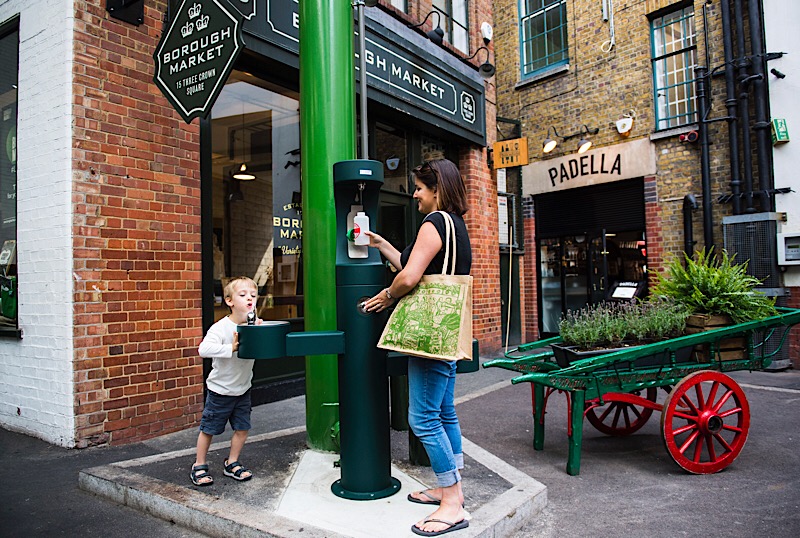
[154,0,245,123]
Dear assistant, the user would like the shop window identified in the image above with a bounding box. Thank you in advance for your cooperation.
[651,6,697,130]
[210,72,302,323]
[433,0,469,53]
[0,18,18,330]
[519,0,568,78]
[375,123,408,194]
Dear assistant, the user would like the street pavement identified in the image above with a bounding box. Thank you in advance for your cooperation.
[1,359,799,537]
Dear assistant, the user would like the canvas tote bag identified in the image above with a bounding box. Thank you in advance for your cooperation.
[377,211,473,361]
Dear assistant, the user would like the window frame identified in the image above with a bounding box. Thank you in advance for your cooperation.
[0,15,20,337]
[650,5,698,130]
[432,0,469,53]
[518,0,569,80]
[389,0,407,12]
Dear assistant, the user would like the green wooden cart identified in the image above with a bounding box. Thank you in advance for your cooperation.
[484,307,800,476]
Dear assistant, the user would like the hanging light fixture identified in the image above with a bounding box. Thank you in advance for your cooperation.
[407,11,444,46]
[232,102,256,181]
[232,162,255,181]
[463,46,496,79]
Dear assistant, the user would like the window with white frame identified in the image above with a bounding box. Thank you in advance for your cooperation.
[651,6,697,130]
[390,0,406,12]
[433,0,469,53]
[519,0,568,78]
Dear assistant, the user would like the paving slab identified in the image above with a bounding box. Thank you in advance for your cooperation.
[80,384,546,538]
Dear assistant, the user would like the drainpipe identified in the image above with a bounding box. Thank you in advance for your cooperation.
[748,0,774,211]
[734,0,756,213]
[683,194,698,258]
[720,0,742,215]
[695,66,714,252]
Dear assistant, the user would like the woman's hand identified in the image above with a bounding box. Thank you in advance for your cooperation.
[363,230,384,248]
[363,288,395,313]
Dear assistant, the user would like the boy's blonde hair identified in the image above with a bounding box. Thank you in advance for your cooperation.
[223,276,258,300]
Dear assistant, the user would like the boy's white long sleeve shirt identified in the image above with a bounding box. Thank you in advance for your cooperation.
[198,316,254,396]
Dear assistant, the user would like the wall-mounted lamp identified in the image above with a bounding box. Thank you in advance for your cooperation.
[464,46,496,79]
[541,124,599,154]
[576,125,598,154]
[408,11,444,46]
[542,126,559,153]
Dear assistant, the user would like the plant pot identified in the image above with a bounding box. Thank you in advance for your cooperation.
[551,341,694,368]
[685,314,746,361]
[551,343,640,368]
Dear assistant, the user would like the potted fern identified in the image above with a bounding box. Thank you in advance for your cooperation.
[649,248,777,323]
[649,248,777,360]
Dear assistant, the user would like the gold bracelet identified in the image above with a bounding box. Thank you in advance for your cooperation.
[384,288,394,300]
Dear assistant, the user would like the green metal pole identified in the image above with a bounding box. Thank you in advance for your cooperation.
[567,390,584,476]
[533,384,545,451]
[299,0,356,451]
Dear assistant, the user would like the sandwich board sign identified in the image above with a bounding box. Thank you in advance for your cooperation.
[154,0,245,123]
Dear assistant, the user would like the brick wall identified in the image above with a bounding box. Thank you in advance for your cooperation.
[461,146,501,352]
[0,0,76,447]
[71,0,203,446]
[495,0,740,334]
[522,197,538,341]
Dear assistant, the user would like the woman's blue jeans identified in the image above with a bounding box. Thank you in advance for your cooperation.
[408,357,464,487]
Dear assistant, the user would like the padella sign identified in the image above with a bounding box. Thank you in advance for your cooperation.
[154,0,244,123]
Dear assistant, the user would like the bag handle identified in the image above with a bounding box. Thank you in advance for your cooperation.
[434,211,457,276]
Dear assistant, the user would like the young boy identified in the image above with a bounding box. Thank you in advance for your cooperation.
[190,276,262,486]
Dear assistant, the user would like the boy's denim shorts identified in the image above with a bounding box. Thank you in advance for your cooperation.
[199,389,252,435]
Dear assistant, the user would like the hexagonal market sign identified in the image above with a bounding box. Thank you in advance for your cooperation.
[228,0,256,20]
[154,0,244,123]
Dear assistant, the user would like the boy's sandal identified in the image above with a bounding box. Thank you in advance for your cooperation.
[223,459,253,481]
[190,464,213,486]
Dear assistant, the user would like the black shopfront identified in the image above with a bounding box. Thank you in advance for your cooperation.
[525,139,657,337]
[163,1,488,398]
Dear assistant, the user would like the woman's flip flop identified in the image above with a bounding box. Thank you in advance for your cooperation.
[407,490,441,505]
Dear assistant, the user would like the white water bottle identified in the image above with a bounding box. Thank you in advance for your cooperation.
[353,211,370,246]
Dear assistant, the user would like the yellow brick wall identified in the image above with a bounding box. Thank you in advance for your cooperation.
[496,0,737,270]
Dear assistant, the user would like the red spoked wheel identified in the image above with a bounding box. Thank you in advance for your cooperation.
[586,388,658,436]
[661,370,750,474]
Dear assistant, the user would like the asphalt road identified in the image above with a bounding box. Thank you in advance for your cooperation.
[1,366,798,537]
[457,369,800,538]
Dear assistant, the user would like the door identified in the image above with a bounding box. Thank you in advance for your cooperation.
[500,252,522,347]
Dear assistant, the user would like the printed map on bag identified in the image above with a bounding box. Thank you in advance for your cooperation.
[380,281,468,357]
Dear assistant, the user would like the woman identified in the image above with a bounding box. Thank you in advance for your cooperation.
[364,157,472,537]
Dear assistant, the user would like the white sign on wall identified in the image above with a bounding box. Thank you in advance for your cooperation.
[498,195,509,245]
[522,138,657,196]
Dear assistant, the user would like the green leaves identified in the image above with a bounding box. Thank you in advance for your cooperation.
[650,248,776,324]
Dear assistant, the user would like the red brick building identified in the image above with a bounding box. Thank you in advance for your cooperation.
[0,0,498,447]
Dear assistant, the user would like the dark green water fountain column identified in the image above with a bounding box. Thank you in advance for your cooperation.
[330,160,400,500]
